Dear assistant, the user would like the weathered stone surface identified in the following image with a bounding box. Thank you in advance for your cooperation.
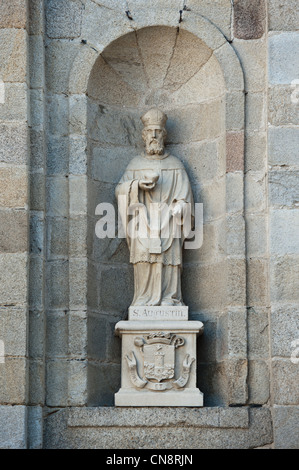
[88,362,121,407]
[248,360,270,404]
[101,29,148,96]
[69,215,89,257]
[68,406,249,428]
[172,56,225,107]
[0,357,27,404]
[268,86,299,126]
[269,170,299,207]
[245,171,267,212]
[182,261,227,311]
[88,58,140,107]
[187,0,233,40]
[46,260,69,309]
[271,305,299,358]
[45,41,80,94]
[0,253,28,305]
[27,406,43,449]
[273,406,299,449]
[29,35,45,89]
[194,178,226,223]
[213,42,244,92]
[69,136,87,175]
[0,0,27,29]
[0,83,28,122]
[245,132,267,173]
[226,92,245,131]
[0,29,27,83]
[227,260,246,307]
[69,94,87,135]
[29,310,45,359]
[226,173,244,213]
[91,0,127,10]
[91,145,133,185]
[30,89,44,130]
[47,216,68,259]
[47,135,68,176]
[29,0,44,35]
[68,360,88,406]
[234,0,266,40]
[247,307,269,359]
[30,129,45,171]
[225,359,248,404]
[46,176,68,217]
[246,213,268,257]
[30,172,45,212]
[69,258,88,308]
[270,209,299,255]
[47,93,68,136]
[135,26,176,90]
[233,38,267,92]
[46,0,83,39]
[99,265,134,312]
[272,359,299,405]
[0,406,27,449]
[29,359,45,405]
[269,0,299,31]
[87,314,108,360]
[271,255,299,303]
[0,122,28,165]
[247,258,269,306]
[69,310,87,357]
[0,307,27,356]
[169,101,225,144]
[227,309,247,357]
[246,92,266,132]
[227,214,246,256]
[163,30,212,93]
[269,32,299,85]
[29,256,43,309]
[46,360,68,406]
[46,311,68,358]
[0,210,28,253]
[184,218,226,264]
[69,175,87,215]
[30,212,44,255]
[44,406,273,449]
[226,131,244,172]
[269,127,299,167]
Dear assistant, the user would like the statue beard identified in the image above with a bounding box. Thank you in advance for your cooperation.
[145,138,164,155]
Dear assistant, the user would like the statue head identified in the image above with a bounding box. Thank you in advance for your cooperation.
[141,108,167,155]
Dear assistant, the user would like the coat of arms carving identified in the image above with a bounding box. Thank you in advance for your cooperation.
[125,332,195,391]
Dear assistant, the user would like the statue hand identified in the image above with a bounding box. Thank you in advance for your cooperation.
[139,179,156,191]
[172,200,186,217]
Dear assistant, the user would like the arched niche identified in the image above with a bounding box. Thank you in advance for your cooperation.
[65,19,246,406]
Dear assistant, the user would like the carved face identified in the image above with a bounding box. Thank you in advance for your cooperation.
[142,127,166,155]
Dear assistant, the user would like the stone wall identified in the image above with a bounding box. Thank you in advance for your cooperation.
[0,0,298,449]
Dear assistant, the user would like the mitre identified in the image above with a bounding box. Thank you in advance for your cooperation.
[141,108,167,129]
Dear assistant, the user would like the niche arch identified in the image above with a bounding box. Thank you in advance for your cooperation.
[66,17,246,406]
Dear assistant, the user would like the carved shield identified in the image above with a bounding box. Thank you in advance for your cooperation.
[143,343,175,382]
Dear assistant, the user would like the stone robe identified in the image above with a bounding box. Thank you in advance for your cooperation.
[116,153,194,306]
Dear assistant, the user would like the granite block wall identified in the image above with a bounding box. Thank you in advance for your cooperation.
[0,0,298,449]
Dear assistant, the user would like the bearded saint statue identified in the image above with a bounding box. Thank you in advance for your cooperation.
[115,108,194,307]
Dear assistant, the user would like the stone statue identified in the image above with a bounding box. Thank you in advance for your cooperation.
[116,108,194,307]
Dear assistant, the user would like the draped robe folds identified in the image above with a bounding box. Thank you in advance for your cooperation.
[115,153,194,306]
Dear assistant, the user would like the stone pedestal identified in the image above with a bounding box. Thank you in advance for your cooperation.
[115,307,204,407]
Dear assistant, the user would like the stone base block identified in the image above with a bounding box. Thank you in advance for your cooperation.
[115,319,204,407]
[115,388,203,407]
